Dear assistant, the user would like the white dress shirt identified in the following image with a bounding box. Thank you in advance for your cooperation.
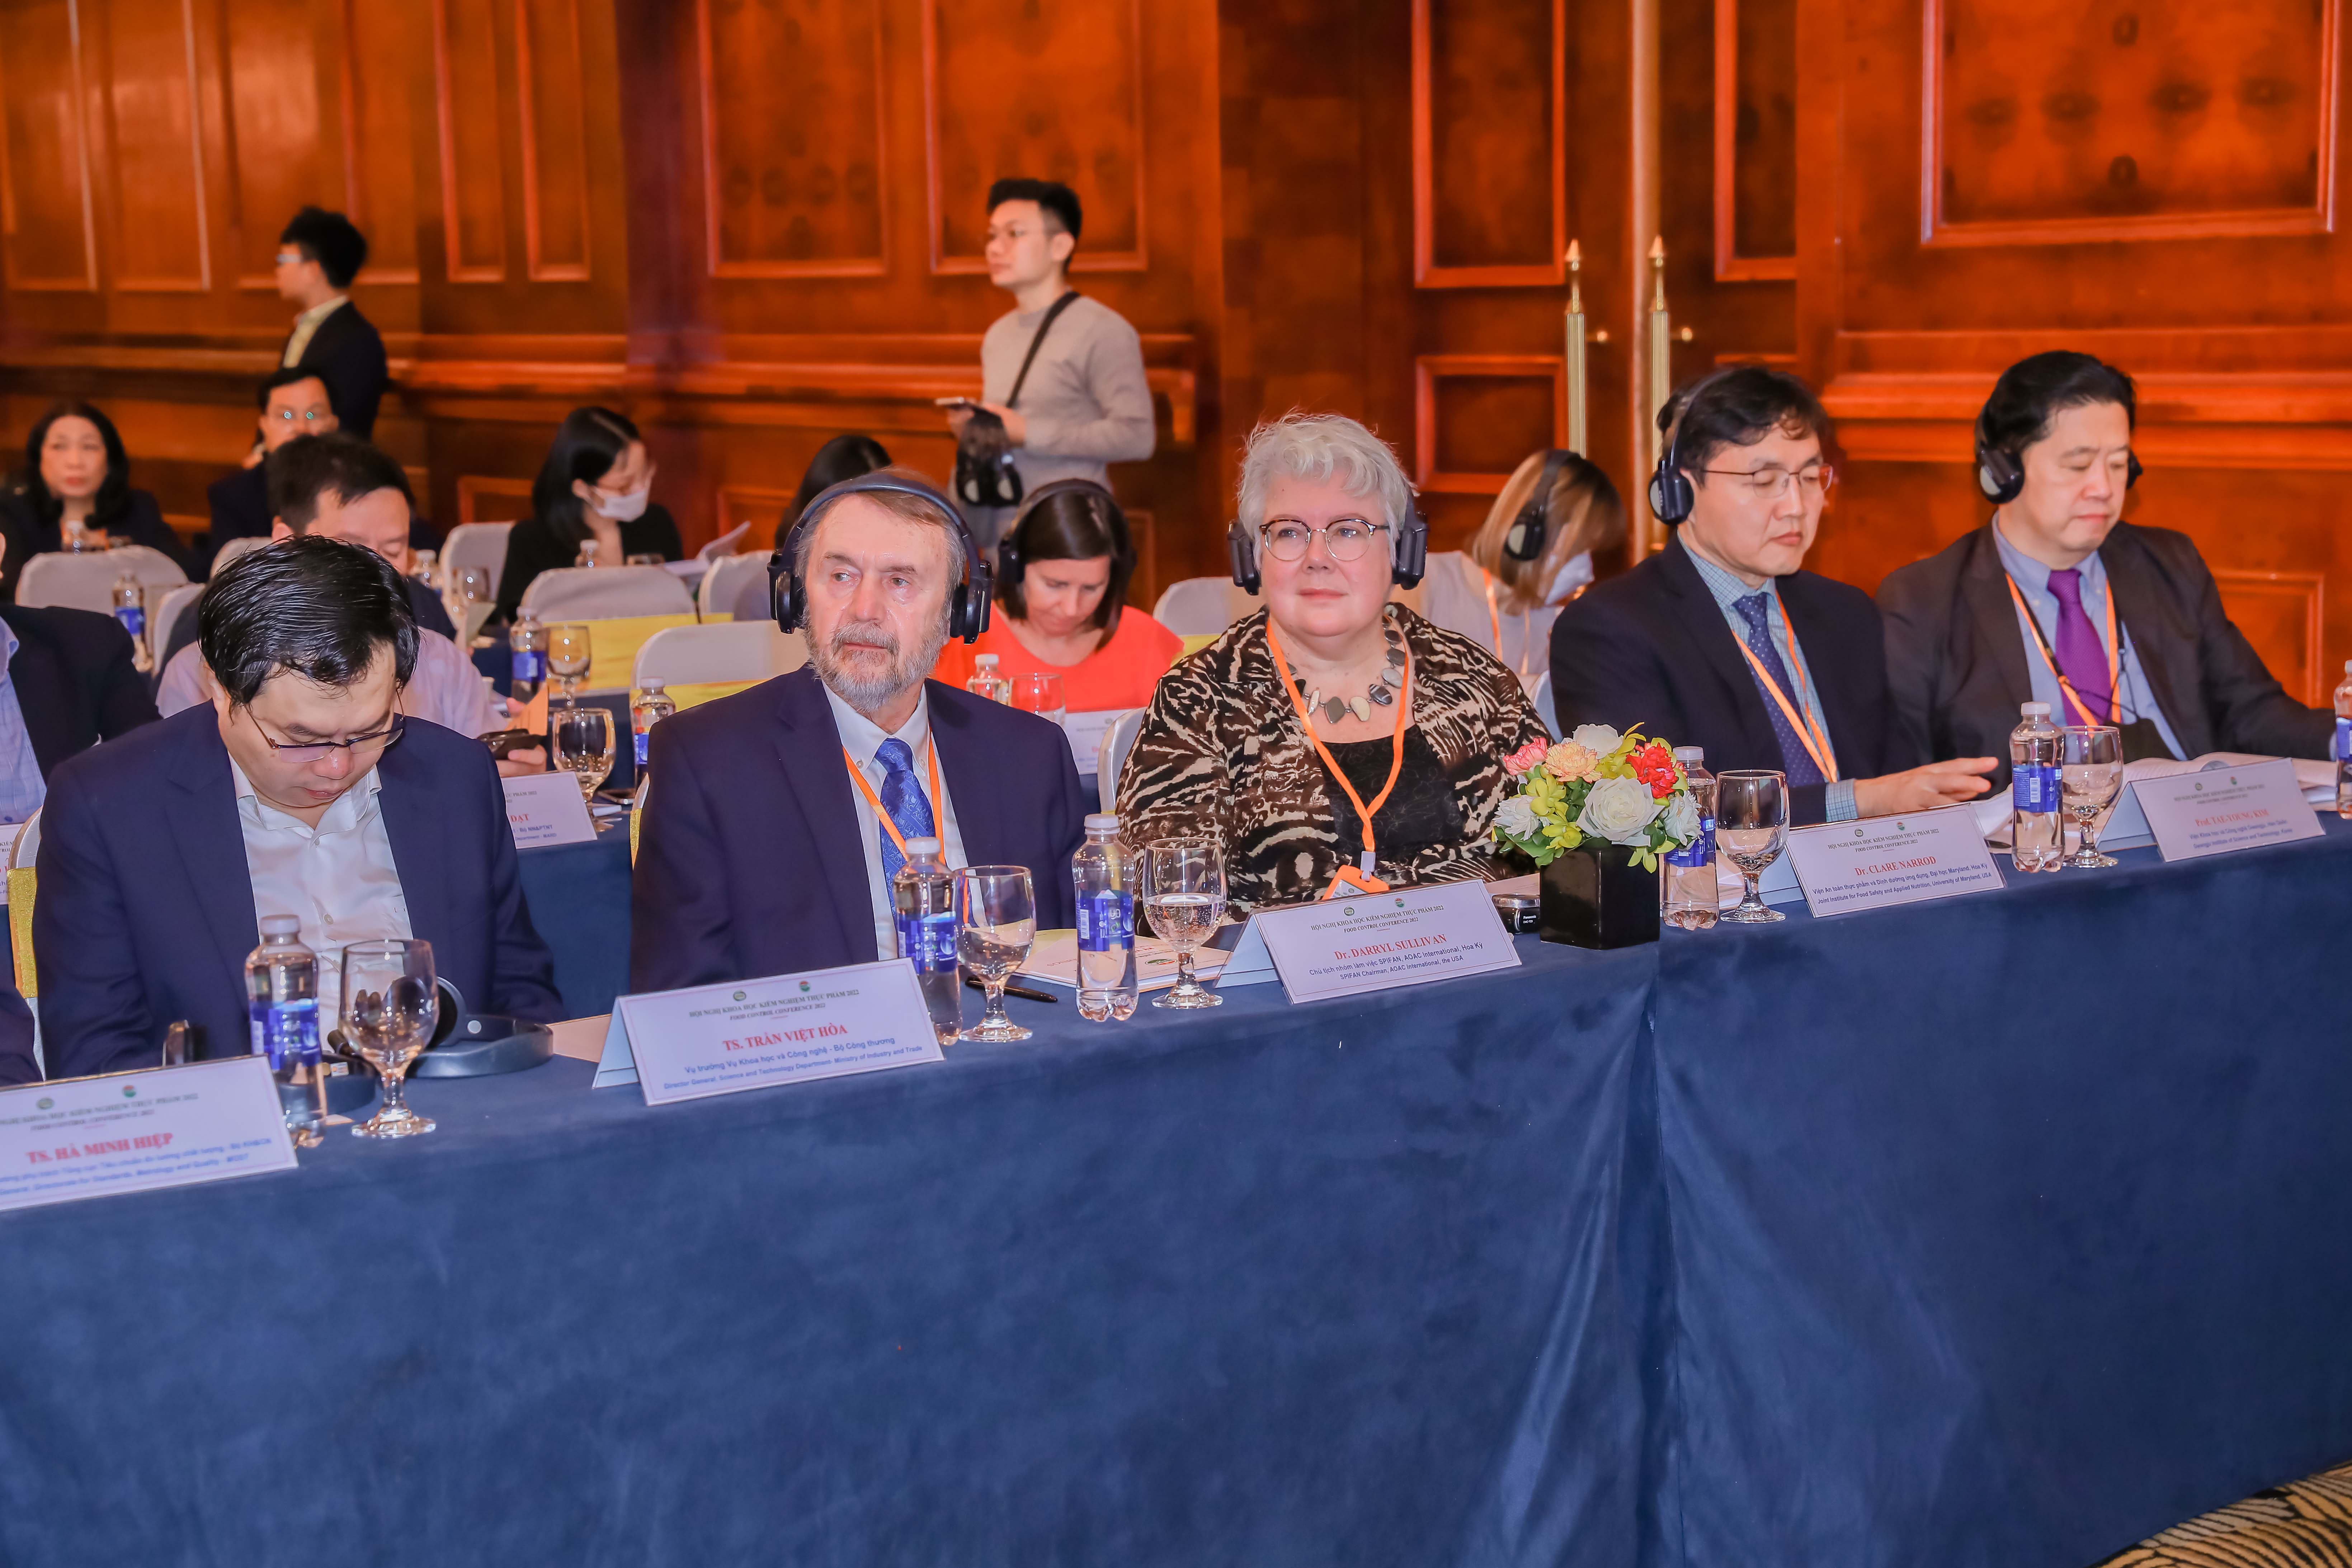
[158,628,505,738]
[823,684,967,961]
[233,760,413,1034]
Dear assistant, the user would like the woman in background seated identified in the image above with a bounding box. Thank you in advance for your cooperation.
[1415,449,1623,735]
[0,401,193,600]
[771,433,892,552]
[493,406,683,623]
[1118,413,1546,911]
[932,479,1181,713]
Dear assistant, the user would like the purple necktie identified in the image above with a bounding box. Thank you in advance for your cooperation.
[2045,569,2113,724]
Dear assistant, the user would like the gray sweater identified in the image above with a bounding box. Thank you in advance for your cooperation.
[970,294,1155,533]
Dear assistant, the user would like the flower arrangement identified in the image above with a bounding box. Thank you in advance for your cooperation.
[1492,724,1700,872]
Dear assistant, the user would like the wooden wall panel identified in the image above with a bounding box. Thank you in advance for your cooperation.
[0,0,98,290]
[1413,354,1565,497]
[1714,0,1795,277]
[1411,0,1565,286]
[433,0,507,281]
[923,0,1146,272]
[341,0,419,283]
[696,0,885,278]
[98,0,209,291]
[516,0,589,279]
[224,0,326,286]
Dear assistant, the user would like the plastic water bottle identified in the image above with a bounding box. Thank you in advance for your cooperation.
[1662,745,1718,929]
[244,915,324,1146]
[410,547,438,588]
[1072,813,1140,1021]
[965,653,1010,704]
[110,573,150,673]
[892,837,962,1045]
[631,678,675,781]
[2333,659,2352,819]
[2010,701,2064,872]
[509,611,548,704]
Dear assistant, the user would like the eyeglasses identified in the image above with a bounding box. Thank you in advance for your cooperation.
[274,251,305,267]
[267,408,330,426]
[245,711,406,763]
[1699,464,1837,501]
[1259,517,1391,562]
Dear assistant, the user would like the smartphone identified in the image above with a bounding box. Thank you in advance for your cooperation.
[933,396,976,408]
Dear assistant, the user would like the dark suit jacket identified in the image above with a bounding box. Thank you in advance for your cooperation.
[206,463,272,553]
[1548,535,1911,827]
[492,505,685,624]
[34,707,560,1080]
[0,983,36,1088]
[0,488,194,602]
[0,601,157,772]
[632,667,1092,992]
[1877,521,2331,786]
[283,301,389,439]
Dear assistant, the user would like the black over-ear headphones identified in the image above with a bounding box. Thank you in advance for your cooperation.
[1226,503,1429,595]
[1505,449,1572,561]
[1975,406,2142,505]
[769,472,993,643]
[997,477,1128,586]
[1648,369,1742,526]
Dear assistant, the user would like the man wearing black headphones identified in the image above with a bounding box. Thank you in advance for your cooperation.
[1879,351,2331,783]
[629,468,1089,991]
[1549,366,1995,826]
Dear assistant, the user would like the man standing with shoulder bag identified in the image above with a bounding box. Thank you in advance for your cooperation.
[946,178,1155,552]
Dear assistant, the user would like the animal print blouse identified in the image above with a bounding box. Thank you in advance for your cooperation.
[1117,605,1549,912]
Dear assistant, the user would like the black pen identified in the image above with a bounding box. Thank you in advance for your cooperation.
[965,975,1060,1006]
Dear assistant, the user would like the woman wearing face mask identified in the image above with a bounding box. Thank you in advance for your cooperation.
[1413,448,1624,736]
[493,406,683,624]
[0,401,193,600]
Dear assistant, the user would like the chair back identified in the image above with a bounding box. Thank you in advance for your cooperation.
[210,535,272,574]
[699,553,770,620]
[632,621,807,689]
[1151,576,1262,637]
[148,581,205,668]
[10,807,39,871]
[1529,669,1560,740]
[8,809,38,1004]
[521,565,694,621]
[18,547,187,615]
[441,523,515,601]
[1095,708,1148,814]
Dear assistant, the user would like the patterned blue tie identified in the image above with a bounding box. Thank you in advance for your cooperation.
[874,738,938,883]
[1731,593,1825,787]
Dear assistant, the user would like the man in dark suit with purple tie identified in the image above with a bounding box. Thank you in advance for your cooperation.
[630,470,1089,991]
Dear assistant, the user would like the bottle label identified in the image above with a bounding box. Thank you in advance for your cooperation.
[113,604,144,639]
[249,999,320,1069]
[1665,815,1716,868]
[635,728,650,767]
[512,649,547,682]
[2012,763,2059,813]
[2335,717,2350,764]
[1077,890,1134,953]
[895,910,957,973]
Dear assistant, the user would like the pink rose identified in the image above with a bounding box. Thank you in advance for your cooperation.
[1503,740,1550,777]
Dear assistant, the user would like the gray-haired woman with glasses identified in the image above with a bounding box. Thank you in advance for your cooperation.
[1118,413,1547,911]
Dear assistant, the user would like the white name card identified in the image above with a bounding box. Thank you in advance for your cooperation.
[0,1056,296,1213]
[1248,880,1522,1004]
[593,958,945,1105]
[1784,804,2006,918]
[2130,757,2322,862]
[503,769,599,848]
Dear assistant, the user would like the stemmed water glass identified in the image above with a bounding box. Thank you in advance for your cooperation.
[2060,724,2124,869]
[1144,838,1226,1008]
[553,706,615,803]
[454,566,490,616]
[1011,672,1067,727]
[547,623,592,704]
[1714,770,1789,924]
[955,866,1037,1042]
[340,940,440,1139]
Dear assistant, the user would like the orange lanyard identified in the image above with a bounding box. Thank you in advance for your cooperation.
[841,739,943,861]
[1266,622,1415,896]
[1731,603,1840,783]
[1480,574,1532,681]
[2004,574,2122,729]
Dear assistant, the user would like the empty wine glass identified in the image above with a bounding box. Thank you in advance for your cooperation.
[955,866,1036,1043]
[340,940,440,1139]
[1011,672,1067,727]
[454,566,491,608]
[547,623,592,702]
[1714,770,1789,924]
[2061,724,2124,869]
[1144,838,1226,1008]
[553,706,615,803]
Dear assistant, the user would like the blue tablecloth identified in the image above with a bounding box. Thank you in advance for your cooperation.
[516,820,632,1018]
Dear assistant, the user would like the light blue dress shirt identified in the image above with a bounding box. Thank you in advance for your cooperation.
[0,625,46,825]
[1990,521,2183,759]
[1685,547,1859,822]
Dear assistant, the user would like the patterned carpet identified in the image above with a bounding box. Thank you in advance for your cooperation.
[2094,1463,2352,1566]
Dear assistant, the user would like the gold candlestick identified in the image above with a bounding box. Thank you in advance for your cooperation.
[1565,240,1588,456]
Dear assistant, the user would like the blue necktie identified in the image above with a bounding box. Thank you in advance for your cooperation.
[874,738,938,883]
[1731,594,1825,788]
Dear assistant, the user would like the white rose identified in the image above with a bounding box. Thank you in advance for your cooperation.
[1576,774,1664,846]
[1660,790,1700,846]
[1494,795,1541,840]
[1569,724,1622,756]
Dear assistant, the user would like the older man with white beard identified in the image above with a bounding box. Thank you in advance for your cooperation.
[628,469,1090,990]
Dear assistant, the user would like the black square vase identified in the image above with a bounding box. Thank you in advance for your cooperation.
[1538,843,1662,949]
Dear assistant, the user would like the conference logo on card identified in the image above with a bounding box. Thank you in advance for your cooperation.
[733,990,746,1000]
[36,1098,50,1110]
[121,1085,136,1098]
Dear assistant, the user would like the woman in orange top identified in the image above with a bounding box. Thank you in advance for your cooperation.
[934,479,1182,712]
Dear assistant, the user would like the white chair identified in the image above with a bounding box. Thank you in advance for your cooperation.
[1095,708,1147,814]
[441,523,515,602]
[632,621,806,689]
[520,565,694,621]
[10,806,39,872]
[18,547,186,616]
[210,535,271,573]
[1530,669,1560,740]
[1152,576,1262,637]
[147,581,204,668]
[699,553,770,620]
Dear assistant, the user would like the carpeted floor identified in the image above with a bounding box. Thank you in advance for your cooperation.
[2093,1463,2352,1566]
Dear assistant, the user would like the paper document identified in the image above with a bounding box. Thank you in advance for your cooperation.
[1017,928,1224,993]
